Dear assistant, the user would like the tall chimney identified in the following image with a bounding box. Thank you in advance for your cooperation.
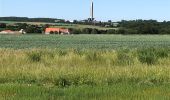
[90,0,94,21]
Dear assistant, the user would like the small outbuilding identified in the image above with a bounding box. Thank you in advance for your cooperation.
[45,28,70,35]
[0,29,26,35]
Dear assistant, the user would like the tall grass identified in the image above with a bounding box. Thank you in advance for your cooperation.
[0,48,170,87]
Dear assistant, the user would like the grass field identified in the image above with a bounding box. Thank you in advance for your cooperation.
[1,83,170,100]
[0,34,170,49]
[0,48,170,99]
[1,34,170,99]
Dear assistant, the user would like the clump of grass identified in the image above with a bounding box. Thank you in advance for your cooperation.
[156,48,169,58]
[137,48,169,65]
[27,51,42,62]
[116,49,135,66]
[55,73,96,88]
[55,75,71,87]
[137,48,157,65]
[85,51,102,62]
[57,50,67,56]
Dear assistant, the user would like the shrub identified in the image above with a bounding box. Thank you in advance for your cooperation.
[107,29,116,34]
[82,28,92,34]
[69,28,81,34]
[91,29,99,34]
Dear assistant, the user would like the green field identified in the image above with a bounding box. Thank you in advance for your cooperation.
[1,83,170,100]
[0,34,170,49]
[1,35,170,99]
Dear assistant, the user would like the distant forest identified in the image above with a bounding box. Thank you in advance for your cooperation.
[0,17,65,23]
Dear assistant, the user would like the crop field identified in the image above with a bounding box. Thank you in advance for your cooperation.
[1,35,170,99]
[0,34,170,49]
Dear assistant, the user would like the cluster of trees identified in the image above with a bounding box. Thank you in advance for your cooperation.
[118,20,170,34]
[0,17,65,23]
[72,20,115,28]
[70,28,125,34]
[0,23,48,33]
[70,19,170,34]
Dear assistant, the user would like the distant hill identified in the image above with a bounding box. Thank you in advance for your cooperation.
[0,17,65,23]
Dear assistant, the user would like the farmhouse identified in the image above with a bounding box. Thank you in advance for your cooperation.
[0,29,26,35]
[0,30,14,34]
[45,28,70,35]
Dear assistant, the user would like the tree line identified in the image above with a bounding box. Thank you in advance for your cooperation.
[118,20,170,34]
[0,17,65,23]
[1,19,170,34]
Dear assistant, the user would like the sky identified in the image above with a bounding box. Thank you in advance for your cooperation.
[0,0,170,21]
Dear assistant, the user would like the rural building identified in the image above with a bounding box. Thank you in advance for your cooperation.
[0,30,15,34]
[45,28,70,35]
[0,29,26,34]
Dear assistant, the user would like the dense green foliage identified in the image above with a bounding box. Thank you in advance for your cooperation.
[119,20,170,34]
[0,17,65,23]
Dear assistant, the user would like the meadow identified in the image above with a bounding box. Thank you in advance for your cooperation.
[1,34,170,99]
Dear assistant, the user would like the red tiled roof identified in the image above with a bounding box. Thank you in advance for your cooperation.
[2,30,13,32]
[45,28,69,33]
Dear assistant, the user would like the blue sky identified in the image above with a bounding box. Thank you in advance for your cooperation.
[0,0,170,21]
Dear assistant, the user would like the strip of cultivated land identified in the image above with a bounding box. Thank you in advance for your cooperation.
[0,34,170,49]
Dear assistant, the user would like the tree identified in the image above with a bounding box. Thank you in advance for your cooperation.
[16,23,28,30]
[82,28,92,34]
[50,31,54,34]
[107,29,116,34]
[25,25,35,33]
[0,23,6,28]
[91,29,99,34]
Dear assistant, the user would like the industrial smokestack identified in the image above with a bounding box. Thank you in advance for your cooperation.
[90,0,94,21]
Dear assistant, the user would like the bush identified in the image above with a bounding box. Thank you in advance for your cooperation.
[91,29,99,34]
[69,28,81,34]
[82,28,92,34]
[107,29,116,34]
